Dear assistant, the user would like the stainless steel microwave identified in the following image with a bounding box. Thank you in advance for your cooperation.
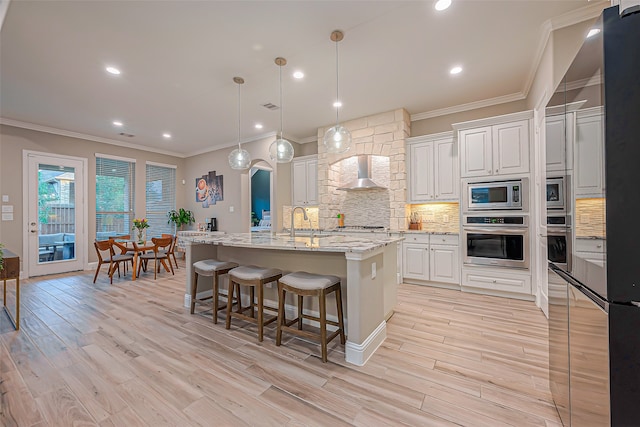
[466,179,526,211]
[546,177,565,210]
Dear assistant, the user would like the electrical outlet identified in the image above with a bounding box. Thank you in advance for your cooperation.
[371,262,377,279]
[229,206,234,213]
[443,214,449,222]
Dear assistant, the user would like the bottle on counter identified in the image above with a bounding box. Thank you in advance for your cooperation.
[337,213,345,228]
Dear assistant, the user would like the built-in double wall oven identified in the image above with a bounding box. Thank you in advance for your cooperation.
[546,177,566,210]
[463,215,529,269]
[463,177,530,270]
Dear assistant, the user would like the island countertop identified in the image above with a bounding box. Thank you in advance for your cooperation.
[179,232,403,254]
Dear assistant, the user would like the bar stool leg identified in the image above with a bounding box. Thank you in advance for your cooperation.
[212,272,219,324]
[319,289,328,362]
[190,272,198,314]
[297,295,304,330]
[276,283,286,346]
[256,284,264,341]
[335,286,346,344]
[225,279,235,329]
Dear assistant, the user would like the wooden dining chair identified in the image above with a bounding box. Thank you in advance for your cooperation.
[161,233,179,269]
[93,240,134,284]
[137,236,174,279]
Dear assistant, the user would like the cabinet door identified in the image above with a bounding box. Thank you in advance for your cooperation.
[574,114,604,197]
[434,138,458,200]
[292,160,308,205]
[402,243,429,281]
[460,127,492,177]
[546,115,568,172]
[305,159,318,205]
[409,142,434,202]
[429,244,459,284]
[492,120,530,175]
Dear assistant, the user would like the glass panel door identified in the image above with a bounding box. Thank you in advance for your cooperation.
[28,153,85,276]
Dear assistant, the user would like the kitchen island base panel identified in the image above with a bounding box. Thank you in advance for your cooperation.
[184,238,397,365]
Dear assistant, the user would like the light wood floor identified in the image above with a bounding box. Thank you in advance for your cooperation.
[0,260,561,426]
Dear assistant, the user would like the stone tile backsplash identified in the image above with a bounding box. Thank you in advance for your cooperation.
[408,203,460,233]
[575,198,606,238]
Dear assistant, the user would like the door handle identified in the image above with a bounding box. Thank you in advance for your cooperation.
[30,230,38,233]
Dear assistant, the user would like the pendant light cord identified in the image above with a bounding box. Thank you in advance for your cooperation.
[279,64,284,140]
[335,38,340,126]
[237,82,241,150]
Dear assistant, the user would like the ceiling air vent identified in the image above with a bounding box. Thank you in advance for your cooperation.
[261,102,280,111]
[118,132,135,137]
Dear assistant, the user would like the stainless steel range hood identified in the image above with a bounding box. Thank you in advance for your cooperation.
[337,155,386,191]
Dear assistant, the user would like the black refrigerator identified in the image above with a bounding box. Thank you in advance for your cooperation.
[546,5,640,427]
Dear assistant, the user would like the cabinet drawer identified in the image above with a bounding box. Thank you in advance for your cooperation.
[403,234,430,244]
[574,239,605,253]
[429,234,459,246]
[463,269,531,294]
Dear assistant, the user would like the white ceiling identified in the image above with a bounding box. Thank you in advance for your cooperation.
[0,1,601,157]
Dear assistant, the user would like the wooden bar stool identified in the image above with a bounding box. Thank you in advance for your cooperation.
[225,265,282,341]
[275,271,346,362]
[191,259,239,324]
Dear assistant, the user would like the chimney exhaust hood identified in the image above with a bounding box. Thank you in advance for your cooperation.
[337,155,386,191]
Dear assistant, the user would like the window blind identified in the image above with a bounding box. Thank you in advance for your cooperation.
[95,156,135,239]
[146,163,176,236]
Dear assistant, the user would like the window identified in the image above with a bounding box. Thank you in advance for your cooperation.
[96,155,135,239]
[146,162,176,236]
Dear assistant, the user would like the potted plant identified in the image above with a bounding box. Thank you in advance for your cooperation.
[167,208,195,231]
[0,242,4,272]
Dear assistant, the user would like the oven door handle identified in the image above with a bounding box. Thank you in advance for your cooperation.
[464,227,527,234]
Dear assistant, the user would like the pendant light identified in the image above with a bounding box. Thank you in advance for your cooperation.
[228,77,251,170]
[322,30,351,154]
[269,57,295,163]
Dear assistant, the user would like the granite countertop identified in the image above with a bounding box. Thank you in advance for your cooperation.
[180,232,403,254]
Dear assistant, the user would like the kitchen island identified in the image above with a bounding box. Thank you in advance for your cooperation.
[179,232,402,365]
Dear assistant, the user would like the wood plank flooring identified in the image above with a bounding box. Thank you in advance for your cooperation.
[0,261,561,426]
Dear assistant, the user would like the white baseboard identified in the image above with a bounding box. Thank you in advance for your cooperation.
[345,321,387,366]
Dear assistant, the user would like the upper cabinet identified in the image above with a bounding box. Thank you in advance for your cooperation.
[574,108,605,198]
[406,132,458,203]
[546,113,574,173]
[292,155,318,205]
[456,113,531,178]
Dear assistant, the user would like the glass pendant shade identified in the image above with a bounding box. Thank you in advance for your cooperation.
[228,147,251,170]
[228,76,251,170]
[323,124,351,154]
[270,57,294,164]
[269,138,294,163]
[323,30,351,154]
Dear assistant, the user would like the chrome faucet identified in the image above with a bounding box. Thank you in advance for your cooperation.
[290,206,308,238]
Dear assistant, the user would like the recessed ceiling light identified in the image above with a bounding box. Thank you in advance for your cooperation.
[587,28,601,38]
[162,133,171,139]
[450,66,463,75]
[254,123,263,129]
[112,120,123,127]
[106,66,121,75]
[293,71,304,79]
[333,101,342,108]
[435,0,452,11]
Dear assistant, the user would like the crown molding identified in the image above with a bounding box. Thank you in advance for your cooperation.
[548,1,608,31]
[451,110,534,131]
[0,117,185,158]
[410,92,526,122]
[183,131,277,158]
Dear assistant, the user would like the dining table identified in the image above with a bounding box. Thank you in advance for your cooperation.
[112,239,155,281]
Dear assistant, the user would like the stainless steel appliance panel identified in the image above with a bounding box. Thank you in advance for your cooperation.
[546,177,565,210]
[548,265,571,426]
[568,284,610,427]
[463,226,529,269]
[465,179,526,211]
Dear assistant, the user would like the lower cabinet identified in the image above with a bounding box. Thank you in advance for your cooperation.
[403,234,459,287]
[462,266,532,297]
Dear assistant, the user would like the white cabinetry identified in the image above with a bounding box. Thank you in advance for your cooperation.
[546,113,574,172]
[574,238,605,267]
[457,114,531,178]
[406,132,459,202]
[462,266,532,297]
[574,108,604,198]
[292,155,318,205]
[402,234,459,287]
